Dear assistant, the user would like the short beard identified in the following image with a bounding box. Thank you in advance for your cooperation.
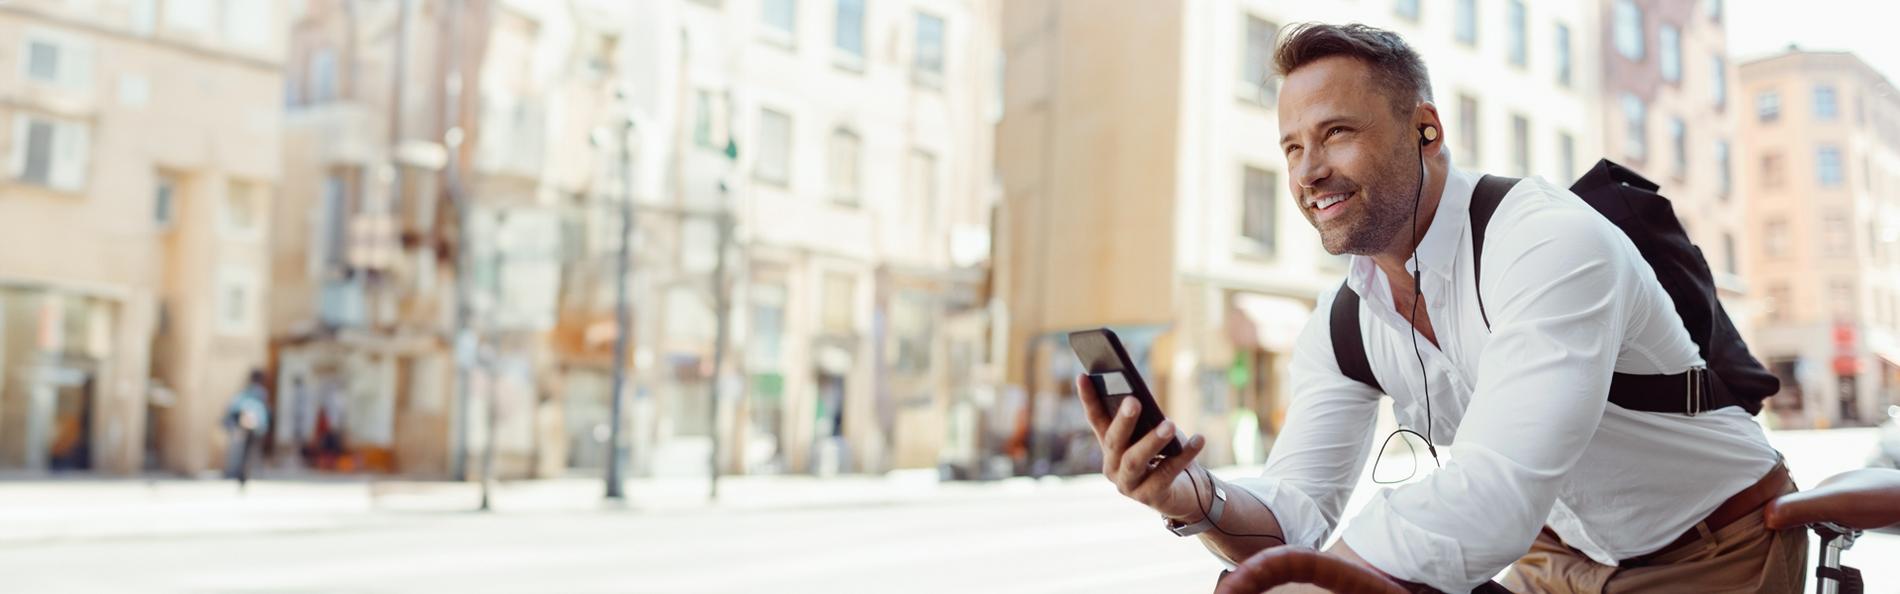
[1321,143,1421,256]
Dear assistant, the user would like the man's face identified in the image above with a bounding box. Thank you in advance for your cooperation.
[1277,56,1421,256]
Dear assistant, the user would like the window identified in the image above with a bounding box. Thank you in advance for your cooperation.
[888,293,933,374]
[913,12,946,87]
[222,0,272,49]
[222,181,264,239]
[1716,139,1732,198]
[216,267,261,336]
[1711,55,1727,108]
[747,283,787,368]
[319,173,347,270]
[27,40,60,82]
[1824,215,1850,256]
[834,0,865,63]
[1669,117,1687,179]
[694,90,716,148]
[761,0,796,43]
[1396,0,1420,21]
[1615,0,1644,60]
[165,0,214,32]
[1709,0,1724,22]
[1507,1,1527,66]
[828,128,860,205]
[1622,93,1646,161]
[22,36,92,89]
[308,48,337,103]
[1241,166,1277,253]
[154,173,178,228]
[1511,115,1531,177]
[1765,219,1789,258]
[130,0,156,35]
[1555,23,1572,87]
[1240,15,1279,106]
[822,272,855,334]
[1757,90,1780,122]
[1830,279,1855,319]
[1659,25,1681,82]
[1813,85,1838,120]
[1459,94,1480,164]
[1558,131,1576,181]
[1817,145,1843,187]
[755,108,792,186]
[1455,0,1478,46]
[1762,153,1783,187]
[1722,232,1738,275]
[8,115,89,191]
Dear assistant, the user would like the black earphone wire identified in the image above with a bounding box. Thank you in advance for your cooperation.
[1183,463,1287,544]
[1374,127,1441,485]
[1410,129,1441,466]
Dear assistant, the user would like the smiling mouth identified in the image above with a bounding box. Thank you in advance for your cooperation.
[1308,191,1353,219]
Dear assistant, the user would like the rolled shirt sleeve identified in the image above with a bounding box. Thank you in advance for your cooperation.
[1340,202,1630,592]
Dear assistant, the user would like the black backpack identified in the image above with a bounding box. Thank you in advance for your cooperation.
[1330,159,1780,415]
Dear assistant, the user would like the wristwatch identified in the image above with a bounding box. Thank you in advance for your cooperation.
[1166,481,1226,537]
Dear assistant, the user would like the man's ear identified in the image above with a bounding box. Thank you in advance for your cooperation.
[1414,102,1445,157]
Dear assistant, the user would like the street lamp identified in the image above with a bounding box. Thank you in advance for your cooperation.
[594,112,639,501]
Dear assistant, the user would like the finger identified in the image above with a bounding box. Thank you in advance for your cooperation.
[1132,434,1205,503]
[1118,419,1177,481]
[1075,375,1110,439]
[1101,398,1139,473]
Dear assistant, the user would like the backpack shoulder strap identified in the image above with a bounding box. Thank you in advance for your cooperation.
[1468,174,1520,331]
[1329,281,1382,393]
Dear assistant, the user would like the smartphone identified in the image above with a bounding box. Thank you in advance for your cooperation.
[1069,328,1183,458]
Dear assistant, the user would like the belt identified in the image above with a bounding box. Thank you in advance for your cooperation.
[1617,462,1795,568]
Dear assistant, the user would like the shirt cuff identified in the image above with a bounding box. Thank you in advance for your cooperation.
[1225,475,1337,551]
[1339,488,1475,593]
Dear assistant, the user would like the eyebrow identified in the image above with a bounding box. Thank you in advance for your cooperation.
[1280,116,1357,147]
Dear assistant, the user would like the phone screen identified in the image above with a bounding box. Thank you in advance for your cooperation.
[1069,329,1183,458]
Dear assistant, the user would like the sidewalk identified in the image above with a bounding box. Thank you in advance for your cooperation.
[0,467,1119,546]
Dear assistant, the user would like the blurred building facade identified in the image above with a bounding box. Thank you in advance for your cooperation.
[270,0,1001,480]
[657,0,1001,477]
[1599,0,1748,306]
[1739,50,1900,429]
[0,0,283,475]
[274,0,612,479]
[992,0,1603,476]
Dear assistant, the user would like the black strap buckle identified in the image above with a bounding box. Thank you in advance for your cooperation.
[1685,367,1709,417]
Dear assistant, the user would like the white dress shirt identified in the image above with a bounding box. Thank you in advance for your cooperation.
[1226,164,1780,592]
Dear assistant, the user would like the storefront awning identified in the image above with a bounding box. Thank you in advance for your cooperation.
[1231,293,1313,353]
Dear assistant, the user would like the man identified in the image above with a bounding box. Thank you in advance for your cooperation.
[223,369,272,489]
[1076,24,1805,592]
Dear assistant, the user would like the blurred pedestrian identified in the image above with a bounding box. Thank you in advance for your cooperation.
[223,369,271,489]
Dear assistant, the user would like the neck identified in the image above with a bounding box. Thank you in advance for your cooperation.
[1369,156,1448,292]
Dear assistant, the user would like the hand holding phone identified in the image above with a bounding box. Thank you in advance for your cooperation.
[1070,328,1207,522]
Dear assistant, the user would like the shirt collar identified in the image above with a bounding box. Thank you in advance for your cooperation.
[1412,163,1477,282]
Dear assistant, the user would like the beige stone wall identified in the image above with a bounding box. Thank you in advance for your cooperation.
[1740,51,1900,427]
[0,2,282,474]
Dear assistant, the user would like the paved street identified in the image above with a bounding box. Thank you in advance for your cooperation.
[2,429,1895,593]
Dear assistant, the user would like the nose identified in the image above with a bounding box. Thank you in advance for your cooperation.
[1292,145,1332,197]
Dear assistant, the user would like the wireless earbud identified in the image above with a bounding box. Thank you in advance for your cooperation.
[1419,125,1437,145]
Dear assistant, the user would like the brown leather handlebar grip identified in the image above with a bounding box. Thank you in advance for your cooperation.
[1213,546,1411,594]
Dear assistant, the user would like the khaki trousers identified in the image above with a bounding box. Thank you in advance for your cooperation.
[1499,510,1809,593]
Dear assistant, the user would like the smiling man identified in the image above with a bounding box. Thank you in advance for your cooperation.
[1074,23,1806,593]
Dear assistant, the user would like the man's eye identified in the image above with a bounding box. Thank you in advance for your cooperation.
[1326,126,1348,137]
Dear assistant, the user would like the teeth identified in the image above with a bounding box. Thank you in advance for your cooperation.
[1314,194,1346,209]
